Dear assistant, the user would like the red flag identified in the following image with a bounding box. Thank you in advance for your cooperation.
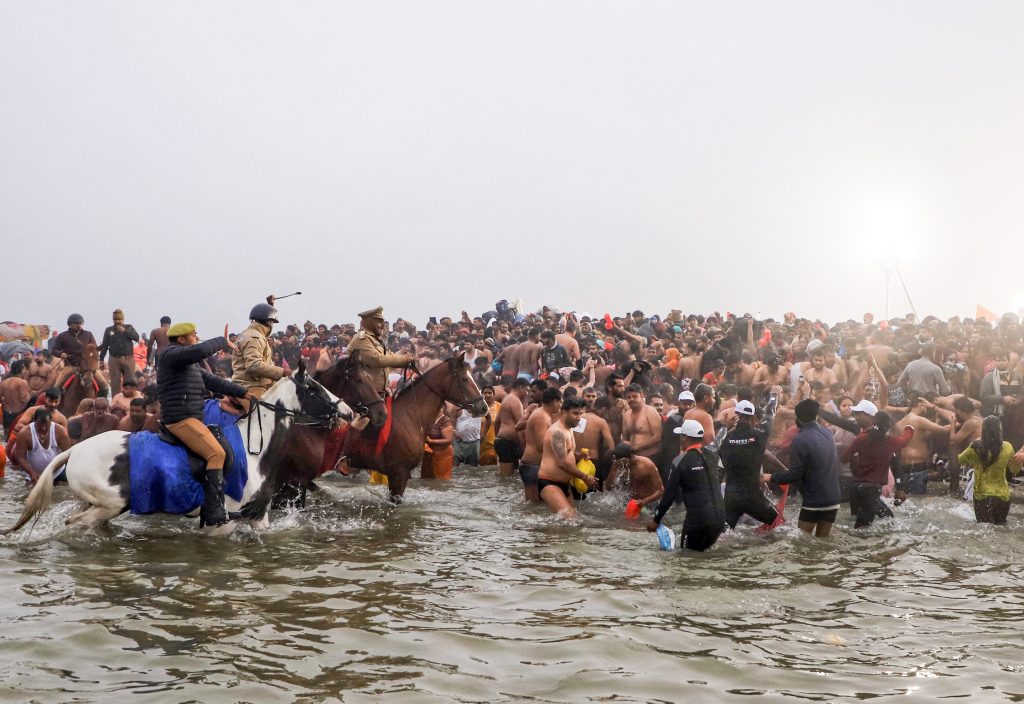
[976,305,997,322]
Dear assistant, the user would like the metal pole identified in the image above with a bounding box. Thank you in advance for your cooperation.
[882,264,893,319]
[894,262,918,321]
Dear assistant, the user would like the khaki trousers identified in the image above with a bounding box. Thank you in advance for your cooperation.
[165,418,226,471]
[108,355,136,396]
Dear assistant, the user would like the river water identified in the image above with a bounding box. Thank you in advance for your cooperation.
[1,466,1023,703]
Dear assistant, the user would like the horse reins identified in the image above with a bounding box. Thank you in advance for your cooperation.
[243,377,348,455]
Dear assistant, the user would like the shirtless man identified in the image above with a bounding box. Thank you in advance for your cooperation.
[864,333,897,370]
[622,383,663,466]
[537,397,597,518]
[1,360,31,433]
[519,388,562,502]
[147,316,172,368]
[683,383,717,447]
[575,388,614,486]
[26,352,53,396]
[894,394,951,500]
[948,396,983,496]
[823,345,848,388]
[13,407,72,483]
[803,352,838,387]
[607,443,664,510]
[752,354,789,400]
[555,321,581,365]
[675,341,702,383]
[494,378,529,477]
[116,397,159,433]
[499,340,520,385]
[514,328,543,381]
[10,388,69,438]
[603,373,628,444]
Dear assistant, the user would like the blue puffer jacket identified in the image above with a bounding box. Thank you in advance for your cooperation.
[157,338,248,424]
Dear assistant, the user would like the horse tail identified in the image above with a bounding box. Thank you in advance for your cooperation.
[5,449,71,534]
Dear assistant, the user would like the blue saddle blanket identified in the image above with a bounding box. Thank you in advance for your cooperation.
[128,400,249,515]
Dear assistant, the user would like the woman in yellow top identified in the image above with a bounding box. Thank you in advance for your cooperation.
[957,416,1023,525]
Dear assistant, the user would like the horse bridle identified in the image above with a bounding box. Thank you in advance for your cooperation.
[405,359,485,412]
[243,376,349,455]
[337,363,386,418]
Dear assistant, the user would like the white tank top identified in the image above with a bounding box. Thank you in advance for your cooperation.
[28,422,59,472]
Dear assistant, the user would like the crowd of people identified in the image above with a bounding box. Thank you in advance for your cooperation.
[2,300,1023,549]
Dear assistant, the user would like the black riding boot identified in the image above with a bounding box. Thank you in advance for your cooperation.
[200,469,228,528]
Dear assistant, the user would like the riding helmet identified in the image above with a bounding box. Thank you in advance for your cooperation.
[248,303,279,324]
[67,313,84,325]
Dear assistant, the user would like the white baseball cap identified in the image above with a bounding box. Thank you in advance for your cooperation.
[674,419,705,437]
[807,339,824,353]
[850,400,878,416]
[735,400,756,416]
[678,390,696,402]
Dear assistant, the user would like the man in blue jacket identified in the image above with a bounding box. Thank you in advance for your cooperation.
[764,399,842,537]
[158,322,254,527]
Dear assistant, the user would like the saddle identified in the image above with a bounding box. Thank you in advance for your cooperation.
[157,422,235,482]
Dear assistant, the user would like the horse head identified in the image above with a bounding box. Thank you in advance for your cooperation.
[440,351,489,417]
[315,349,388,428]
[291,360,354,428]
[78,343,99,387]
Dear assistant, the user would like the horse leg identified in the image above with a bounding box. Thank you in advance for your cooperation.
[66,504,123,529]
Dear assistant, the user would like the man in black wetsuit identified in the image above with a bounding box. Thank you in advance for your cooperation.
[647,419,725,552]
[720,400,789,529]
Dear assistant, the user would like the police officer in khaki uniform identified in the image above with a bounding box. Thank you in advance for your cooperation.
[231,302,291,404]
[347,306,415,396]
[328,306,414,482]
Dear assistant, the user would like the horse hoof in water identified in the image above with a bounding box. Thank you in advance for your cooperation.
[388,493,403,506]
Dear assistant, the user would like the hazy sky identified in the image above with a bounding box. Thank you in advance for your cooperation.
[3,2,1023,336]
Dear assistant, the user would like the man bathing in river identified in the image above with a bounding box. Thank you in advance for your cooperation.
[537,397,597,518]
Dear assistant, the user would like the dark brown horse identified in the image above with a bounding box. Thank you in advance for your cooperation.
[340,352,488,502]
[272,351,387,505]
[58,343,102,417]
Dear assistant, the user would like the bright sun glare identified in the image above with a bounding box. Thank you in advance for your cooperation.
[856,197,918,261]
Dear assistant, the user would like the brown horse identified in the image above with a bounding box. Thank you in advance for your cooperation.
[340,352,488,502]
[271,351,388,505]
[58,343,103,417]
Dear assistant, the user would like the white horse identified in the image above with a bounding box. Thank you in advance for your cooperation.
[7,366,351,536]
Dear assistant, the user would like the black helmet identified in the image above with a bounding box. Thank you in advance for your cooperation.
[67,313,84,325]
[248,303,279,324]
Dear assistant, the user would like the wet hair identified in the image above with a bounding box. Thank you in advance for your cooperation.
[582,386,596,395]
[725,353,741,366]
[33,407,53,423]
[160,316,172,325]
[480,384,494,392]
[10,360,24,375]
[44,387,61,401]
[129,397,146,408]
[562,386,579,399]
[568,370,584,382]
[974,415,1004,467]
[529,379,547,392]
[562,397,586,412]
[593,396,612,411]
[528,327,542,338]
[737,386,755,402]
[693,384,714,403]
[604,372,625,390]
[869,411,893,442]
[953,396,975,414]
[613,442,635,458]
[542,388,563,405]
[625,383,643,395]
[719,383,738,398]
[540,330,555,341]
[511,378,529,390]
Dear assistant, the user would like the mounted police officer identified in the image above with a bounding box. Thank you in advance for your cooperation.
[159,322,254,528]
[347,306,415,397]
[324,306,414,478]
[231,302,290,409]
[52,313,105,392]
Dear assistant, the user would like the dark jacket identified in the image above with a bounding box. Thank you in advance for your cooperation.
[654,445,725,529]
[52,329,97,367]
[99,324,140,359]
[771,421,842,509]
[157,338,248,424]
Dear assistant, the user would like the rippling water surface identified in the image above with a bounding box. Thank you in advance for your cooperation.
[2,466,1023,703]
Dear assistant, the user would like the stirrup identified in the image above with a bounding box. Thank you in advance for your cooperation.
[334,455,352,476]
